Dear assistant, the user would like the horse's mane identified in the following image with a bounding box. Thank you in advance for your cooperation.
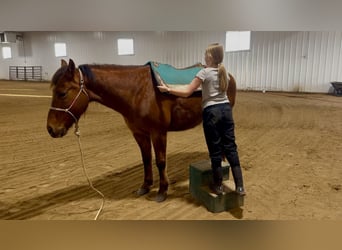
[79,64,96,83]
[82,64,145,70]
[79,64,147,81]
[51,63,148,87]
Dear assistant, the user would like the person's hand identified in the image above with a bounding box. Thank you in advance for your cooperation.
[157,84,170,93]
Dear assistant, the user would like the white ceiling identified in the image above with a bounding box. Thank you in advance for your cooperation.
[1,0,342,31]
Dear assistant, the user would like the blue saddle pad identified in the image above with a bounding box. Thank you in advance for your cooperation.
[148,61,203,87]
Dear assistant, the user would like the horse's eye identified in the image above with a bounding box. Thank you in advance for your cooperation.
[57,92,67,99]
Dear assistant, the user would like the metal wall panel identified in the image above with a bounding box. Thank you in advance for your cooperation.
[1,31,223,80]
[1,31,342,93]
[225,31,342,93]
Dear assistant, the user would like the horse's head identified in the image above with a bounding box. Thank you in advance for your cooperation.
[47,59,89,138]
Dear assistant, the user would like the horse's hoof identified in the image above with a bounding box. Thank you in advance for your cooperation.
[136,187,150,196]
[155,193,167,202]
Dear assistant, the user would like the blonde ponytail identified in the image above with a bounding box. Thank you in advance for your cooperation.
[218,64,228,93]
[206,43,228,93]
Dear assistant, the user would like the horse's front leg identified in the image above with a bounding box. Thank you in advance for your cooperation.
[132,131,153,196]
[151,131,168,202]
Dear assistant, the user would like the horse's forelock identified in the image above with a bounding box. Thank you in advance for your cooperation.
[50,64,95,89]
[51,66,68,87]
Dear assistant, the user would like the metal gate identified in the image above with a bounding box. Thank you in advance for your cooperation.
[9,66,42,81]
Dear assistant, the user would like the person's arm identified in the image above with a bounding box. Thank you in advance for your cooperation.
[157,77,202,97]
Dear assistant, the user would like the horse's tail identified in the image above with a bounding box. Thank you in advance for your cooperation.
[227,73,236,108]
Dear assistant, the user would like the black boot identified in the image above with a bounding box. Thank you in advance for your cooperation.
[209,182,223,195]
[231,166,246,196]
[210,165,223,195]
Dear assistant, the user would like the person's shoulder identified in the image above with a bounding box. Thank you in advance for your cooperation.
[206,67,218,72]
[200,67,216,74]
[197,67,217,80]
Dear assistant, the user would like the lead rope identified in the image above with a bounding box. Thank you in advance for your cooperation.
[74,123,105,220]
[74,69,104,220]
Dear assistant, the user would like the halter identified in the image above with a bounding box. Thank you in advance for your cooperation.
[50,68,89,134]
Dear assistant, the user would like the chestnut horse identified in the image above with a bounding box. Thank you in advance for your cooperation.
[47,59,236,202]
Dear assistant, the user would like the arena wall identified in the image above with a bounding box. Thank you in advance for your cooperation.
[1,31,342,93]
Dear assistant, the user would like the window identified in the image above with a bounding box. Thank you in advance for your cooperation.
[2,46,12,59]
[54,42,67,57]
[117,38,134,55]
[225,31,251,52]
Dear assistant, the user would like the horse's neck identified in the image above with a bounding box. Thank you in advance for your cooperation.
[85,66,151,113]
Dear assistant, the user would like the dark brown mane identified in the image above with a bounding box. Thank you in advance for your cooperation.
[88,64,144,69]
[51,63,149,88]
[85,64,149,75]
[51,66,68,87]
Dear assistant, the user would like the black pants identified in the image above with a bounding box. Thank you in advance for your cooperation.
[202,103,242,186]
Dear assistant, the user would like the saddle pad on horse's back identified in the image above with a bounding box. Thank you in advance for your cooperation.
[148,61,203,91]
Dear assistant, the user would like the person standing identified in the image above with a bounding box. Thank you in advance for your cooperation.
[157,43,246,196]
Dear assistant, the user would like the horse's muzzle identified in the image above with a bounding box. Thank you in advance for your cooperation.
[47,125,67,138]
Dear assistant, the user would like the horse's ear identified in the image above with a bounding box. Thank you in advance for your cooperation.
[67,59,76,75]
[61,59,68,67]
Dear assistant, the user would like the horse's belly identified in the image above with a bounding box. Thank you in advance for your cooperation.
[169,118,202,131]
[168,99,202,131]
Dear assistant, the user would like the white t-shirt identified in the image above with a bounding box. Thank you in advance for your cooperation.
[196,67,229,109]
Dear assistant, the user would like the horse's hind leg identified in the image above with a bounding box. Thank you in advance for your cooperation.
[132,131,153,196]
[151,132,168,202]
